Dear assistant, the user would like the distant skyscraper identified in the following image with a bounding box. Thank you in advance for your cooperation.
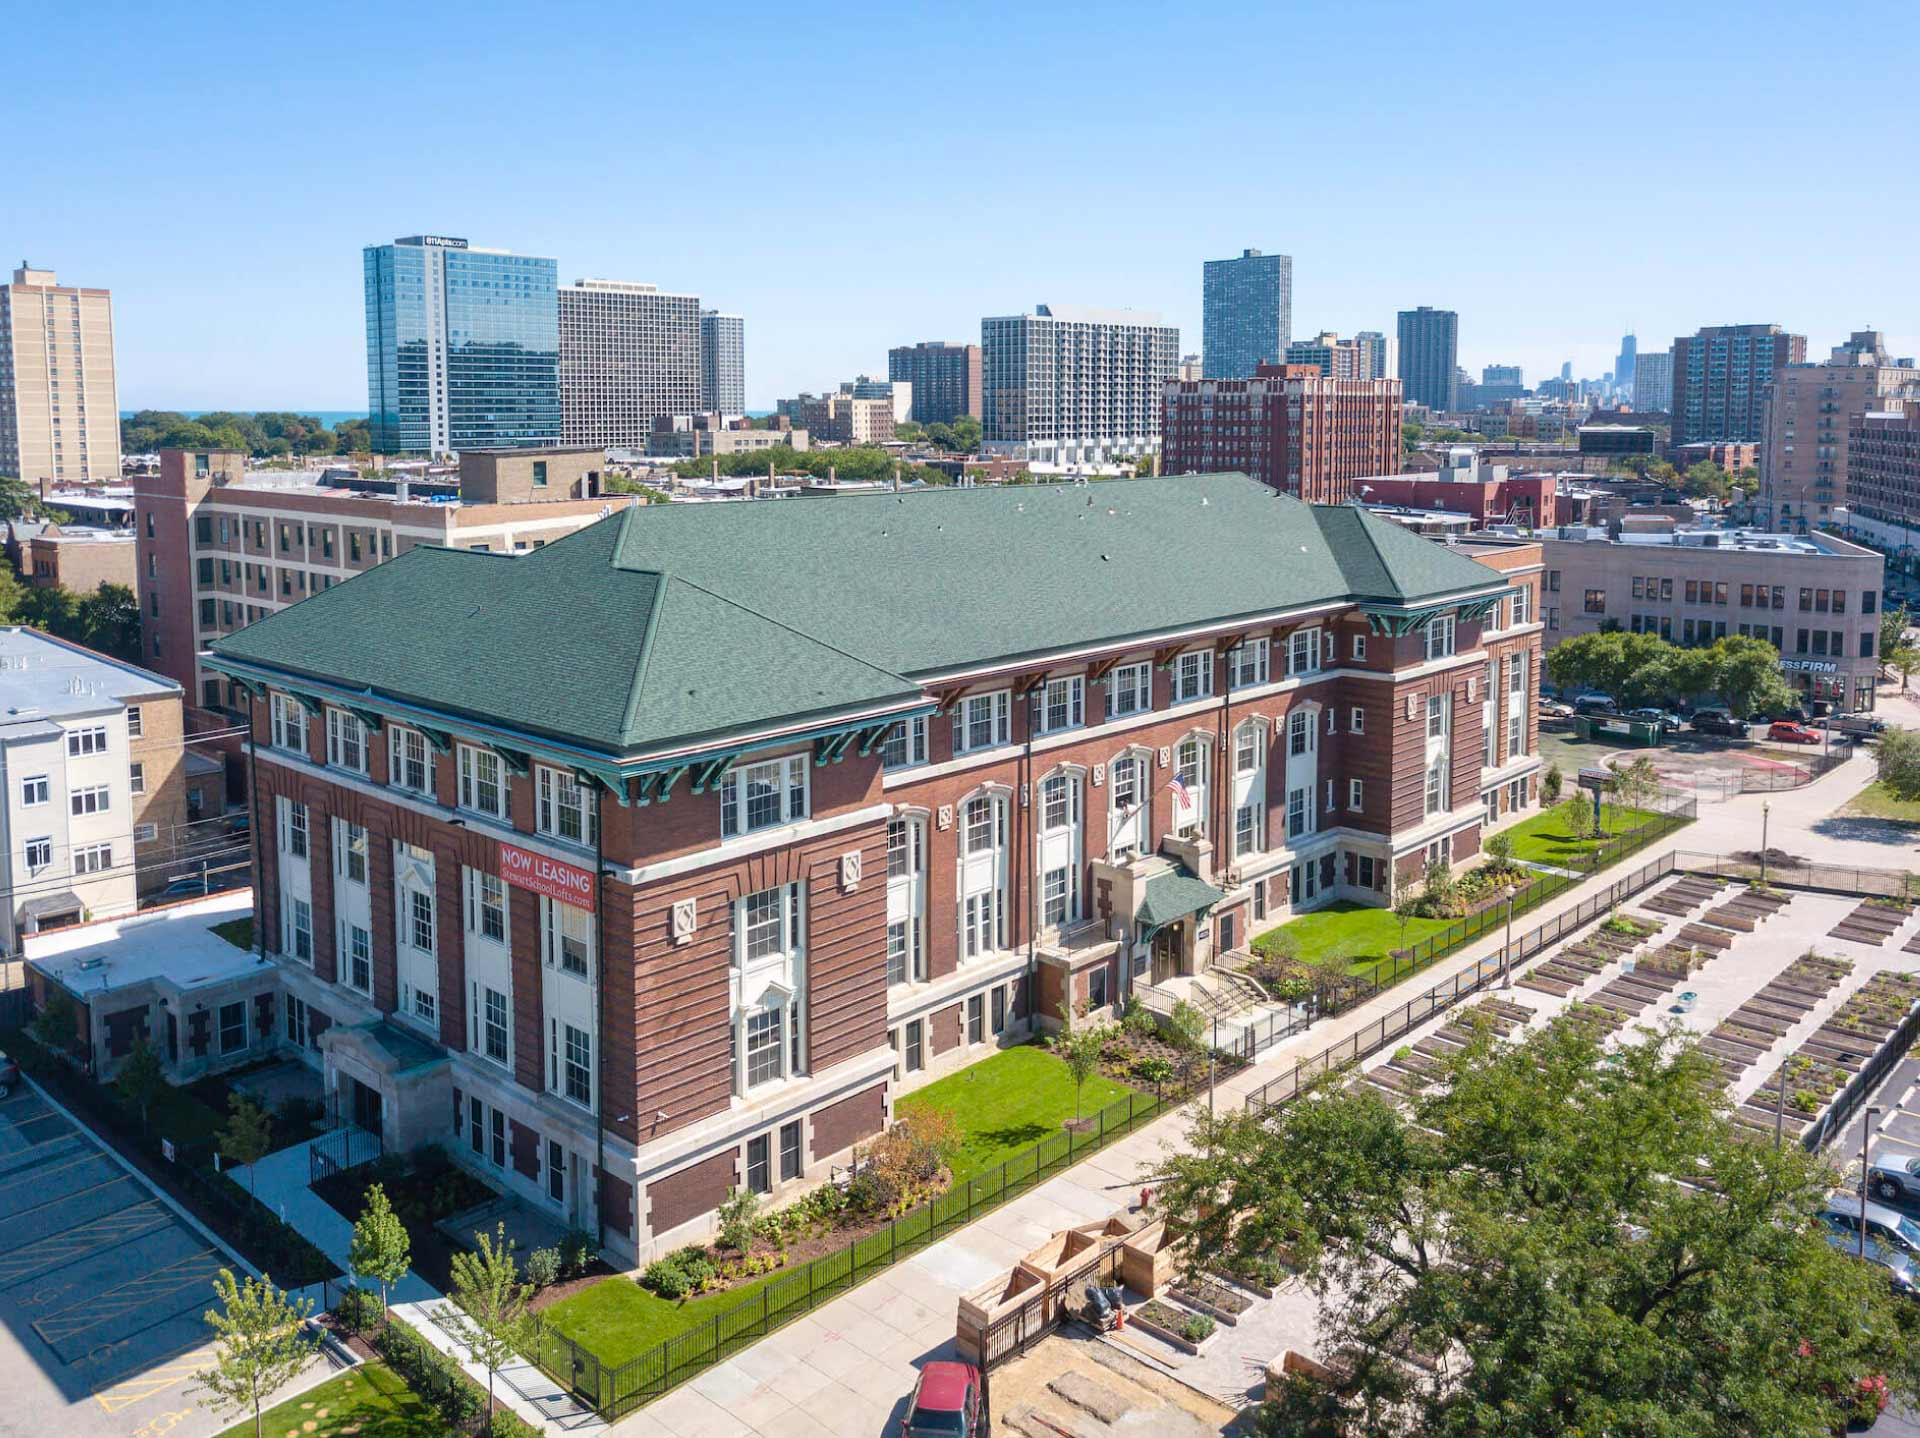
[1615,333,1638,393]
[1201,249,1291,378]
[1670,323,1807,447]
[1176,354,1203,381]
[887,341,982,424]
[1355,331,1394,380]
[982,304,1178,467]
[1761,331,1918,528]
[1396,307,1459,411]
[0,263,119,483]
[1286,332,1371,380]
[1482,364,1524,387]
[1560,361,1573,382]
[364,235,559,454]
[558,279,701,450]
[699,311,745,415]
[1633,351,1673,411]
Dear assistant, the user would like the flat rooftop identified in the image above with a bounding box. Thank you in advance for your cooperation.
[0,627,181,724]
[26,890,262,999]
[1548,526,1852,557]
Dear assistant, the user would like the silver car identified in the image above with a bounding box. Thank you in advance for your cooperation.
[1823,1194,1920,1263]
[1868,1156,1920,1207]
[1827,1230,1920,1298]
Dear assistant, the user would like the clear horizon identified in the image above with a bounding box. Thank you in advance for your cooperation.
[16,0,1914,414]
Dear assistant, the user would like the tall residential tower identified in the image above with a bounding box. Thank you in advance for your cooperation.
[982,304,1178,468]
[363,236,560,455]
[0,264,120,484]
[887,342,982,424]
[1396,307,1459,412]
[700,311,745,416]
[558,280,702,450]
[1201,249,1291,379]
[1669,323,1806,448]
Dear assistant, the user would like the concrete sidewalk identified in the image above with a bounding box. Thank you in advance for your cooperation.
[234,1135,604,1435]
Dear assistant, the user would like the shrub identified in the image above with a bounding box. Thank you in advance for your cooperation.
[682,1254,719,1292]
[1121,997,1157,1039]
[1543,764,1564,802]
[489,1408,539,1438]
[1167,999,1208,1053]
[1483,830,1517,873]
[1177,1311,1216,1342]
[642,1257,693,1300]
[524,1246,561,1290]
[334,1283,383,1335]
[716,1187,762,1254]
[1132,1056,1176,1085]
[559,1227,595,1277]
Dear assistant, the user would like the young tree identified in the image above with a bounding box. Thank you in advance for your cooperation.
[113,1037,167,1125]
[436,1222,535,1415]
[193,1268,320,1438]
[1392,887,1423,949]
[1891,642,1920,694]
[1482,830,1516,874]
[1880,605,1911,672]
[1612,754,1663,821]
[1541,763,1563,803]
[29,986,81,1058]
[348,1183,411,1323]
[1420,857,1456,915]
[1153,1023,1920,1437]
[218,1095,274,1197]
[1166,998,1208,1054]
[1556,793,1595,852]
[1876,726,1920,802]
[1056,1006,1108,1122]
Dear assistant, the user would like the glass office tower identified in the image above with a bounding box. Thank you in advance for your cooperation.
[1201,248,1291,379]
[364,236,560,454]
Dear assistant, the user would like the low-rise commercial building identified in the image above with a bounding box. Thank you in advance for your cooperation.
[1,628,188,954]
[205,474,1539,1262]
[133,448,635,720]
[1537,525,1883,712]
[1577,424,1657,458]
[1349,449,1558,529]
[6,520,136,592]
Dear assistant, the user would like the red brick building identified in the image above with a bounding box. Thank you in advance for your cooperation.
[1352,471,1559,529]
[207,475,1540,1262]
[1160,364,1403,503]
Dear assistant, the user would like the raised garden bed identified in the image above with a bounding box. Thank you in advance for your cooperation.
[1169,1273,1255,1326]
[1133,1297,1218,1353]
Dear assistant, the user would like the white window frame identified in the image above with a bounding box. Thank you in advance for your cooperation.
[67,724,109,757]
[1228,637,1269,689]
[126,705,143,737]
[344,923,373,995]
[1109,751,1150,861]
[951,690,1012,754]
[720,753,808,839]
[280,797,308,859]
[1287,628,1323,677]
[334,819,368,885]
[1040,772,1079,832]
[1351,633,1367,660]
[542,896,594,978]
[744,1006,784,1088]
[879,715,928,770]
[1107,662,1152,717]
[1036,675,1085,735]
[286,897,313,965]
[1172,650,1214,704]
[536,764,599,847]
[736,882,803,970]
[70,784,110,816]
[457,744,510,821]
[1425,615,1457,660]
[1173,737,1209,839]
[24,836,52,873]
[74,842,113,875]
[1350,706,1365,734]
[388,724,434,795]
[270,694,305,753]
[1349,778,1364,811]
[129,762,145,796]
[21,775,48,807]
[326,707,368,775]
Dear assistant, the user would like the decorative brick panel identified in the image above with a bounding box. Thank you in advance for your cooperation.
[646,1150,735,1236]
[811,1082,885,1160]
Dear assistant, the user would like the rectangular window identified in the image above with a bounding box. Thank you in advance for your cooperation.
[780,1120,803,1181]
[1350,706,1365,734]
[1042,866,1071,925]
[67,724,109,756]
[337,820,368,884]
[22,839,46,876]
[563,1023,592,1105]
[469,1096,485,1157]
[1584,589,1606,614]
[1172,650,1214,703]
[1036,676,1084,734]
[458,745,509,819]
[1041,773,1077,830]
[128,762,145,796]
[879,716,927,769]
[1228,637,1269,689]
[1087,965,1110,1011]
[547,1140,566,1203]
[326,708,367,774]
[1287,628,1322,677]
[544,898,594,977]
[951,690,1012,753]
[21,775,48,806]
[219,1001,247,1055]
[1351,633,1367,661]
[1107,662,1152,717]
[536,765,598,846]
[388,725,432,794]
[287,898,313,964]
[134,822,158,842]
[126,706,142,738]
[967,993,984,1045]
[473,872,507,942]
[992,985,1008,1034]
[1349,778,1364,810]
[69,783,110,816]
[905,1019,924,1072]
[1235,726,1261,774]
[482,987,509,1064]
[270,694,305,752]
[1426,695,1450,739]
[720,753,808,838]
[745,1134,771,1194]
[1424,616,1456,660]
[745,1008,784,1087]
[409,889,435,952]
[1235,802,1260,857]
[886,920,912,985]
[491,1107,507,1169]
[346,925,372,994]
[74,841,112,874]
[282,798,308,858]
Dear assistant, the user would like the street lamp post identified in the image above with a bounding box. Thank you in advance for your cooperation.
[1760,802,1771,882]
[1862,1105,1885,1260]
[1774,1058,1789,1150]
[1500,884,1516,990]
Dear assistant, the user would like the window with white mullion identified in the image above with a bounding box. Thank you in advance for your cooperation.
[1286,628,1322,677]
[1173,737,1209,838]
[1425,614,1457,660]
[1107,662,1152,717]
[542,896,593,977]
[270,693,306,752]
[1035,675,1084,735]
[536,765,598,846]
[879,716,928,769]
[326,707,367,774]
[389,725,433,795]
[1172,650,1213,703]
[951,690,1011,754]
[720,754,808,839]
[458,744,510,820]
[1228,637,1269,689]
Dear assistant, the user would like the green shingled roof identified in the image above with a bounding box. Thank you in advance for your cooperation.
[210,473,1505,758]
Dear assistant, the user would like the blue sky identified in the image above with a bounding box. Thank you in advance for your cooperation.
[11,0,1914,412]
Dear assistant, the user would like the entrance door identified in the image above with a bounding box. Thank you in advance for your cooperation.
[1151,921,1184,984]
[351,1078,383,1135]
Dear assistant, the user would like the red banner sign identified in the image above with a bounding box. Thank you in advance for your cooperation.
[498,840,596,909]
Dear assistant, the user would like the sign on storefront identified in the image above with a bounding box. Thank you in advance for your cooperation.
[498,840,596,908]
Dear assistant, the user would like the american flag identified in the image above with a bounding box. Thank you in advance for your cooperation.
[1166,775,1192,811]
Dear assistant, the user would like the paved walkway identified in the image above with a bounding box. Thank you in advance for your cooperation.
[234,1135,605,1435]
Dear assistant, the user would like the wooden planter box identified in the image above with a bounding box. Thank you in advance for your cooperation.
[1132,1299,1217,1354]
[1119,1219,1180,1297]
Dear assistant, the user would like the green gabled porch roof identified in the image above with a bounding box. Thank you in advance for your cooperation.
[1137,867,1228,929]
[210,474,1508,760]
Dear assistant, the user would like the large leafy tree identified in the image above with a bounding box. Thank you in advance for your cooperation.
[1879,604,1909,669]
[1156,1020,1920,1437]
[1876,725,1920,801]
[1709,633,1797,719]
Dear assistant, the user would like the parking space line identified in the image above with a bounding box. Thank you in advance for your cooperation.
[91,1357,205,1413]
[0,1171,142,1225]
[0,1148,110,1201]
[33,1248,224,1345]
[0,1200,172,1284]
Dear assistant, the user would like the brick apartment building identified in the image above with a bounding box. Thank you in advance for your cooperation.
[1352,461,1559,530]
[1161,365,1402,503]
[5,519,136,593]
[1760,332,1918,531]
[134,448,634,721]
[205,475,1540,1262]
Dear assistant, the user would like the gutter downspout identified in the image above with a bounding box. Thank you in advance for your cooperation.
[246,690,264,963]
[593,783,608,1252]
[1024,701,1038,1030]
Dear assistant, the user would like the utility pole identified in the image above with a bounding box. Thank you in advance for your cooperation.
[1500,884,1516,989]
[1774,1060,1788,1150]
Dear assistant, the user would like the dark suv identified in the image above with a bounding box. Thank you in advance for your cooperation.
[1690,709,1748,738]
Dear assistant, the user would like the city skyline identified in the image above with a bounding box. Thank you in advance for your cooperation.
[7,1,1914,414]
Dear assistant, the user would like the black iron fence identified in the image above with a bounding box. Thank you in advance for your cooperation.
[309,1123,383,1187]
[528,1080,1195,1419]
[1672,850,1917,900]
[980,1238,1124,1370]
[1807,1000,1920,1155]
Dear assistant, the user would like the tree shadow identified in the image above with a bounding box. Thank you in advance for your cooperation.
[975,1122,1052,1153]
[1810,816,1920,847]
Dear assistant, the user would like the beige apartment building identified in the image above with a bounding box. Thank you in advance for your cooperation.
[1761,331,1918,530]
[134,448,637,717]
[0,264,121,485]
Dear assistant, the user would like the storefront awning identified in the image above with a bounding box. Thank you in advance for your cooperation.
[1136,869,1227,930]
[19,891,82,923]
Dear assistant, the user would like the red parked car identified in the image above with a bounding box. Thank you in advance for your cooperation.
[1768,720,1822,745]
[902,1360,989,1436]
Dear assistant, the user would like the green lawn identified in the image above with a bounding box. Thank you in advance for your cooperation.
[215,1362,438,1438]
[1841,781,1920,824]
[896,1043,1137,1182]
[539,1270,785,1366]
[1496,804,1663,868]
[211,916,254,950]
[1252,900,1453,975]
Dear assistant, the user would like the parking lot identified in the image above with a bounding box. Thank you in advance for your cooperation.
[0,1085,232,1438]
